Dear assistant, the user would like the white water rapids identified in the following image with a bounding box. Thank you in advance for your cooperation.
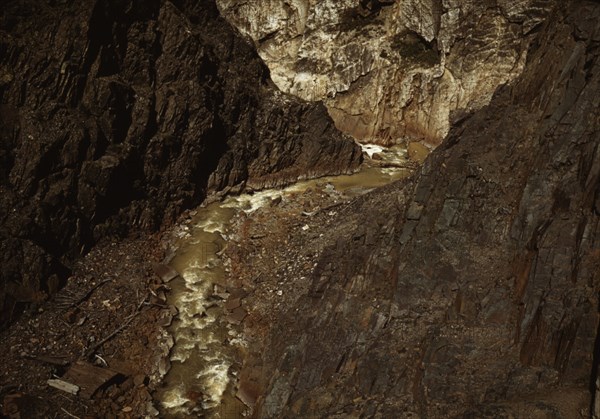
[157,144,411,417]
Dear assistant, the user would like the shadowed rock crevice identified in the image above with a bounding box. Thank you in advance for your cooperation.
[0,0,361,327]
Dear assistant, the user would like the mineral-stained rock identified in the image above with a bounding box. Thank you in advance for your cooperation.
[217,0,556,146]
[0,0,361,327]
[249,1,600,416]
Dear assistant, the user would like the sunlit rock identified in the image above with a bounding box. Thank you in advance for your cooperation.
[217,0,556,146]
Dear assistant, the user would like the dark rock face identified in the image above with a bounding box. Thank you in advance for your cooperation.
[253,2,600,416]
[0,0,361,326]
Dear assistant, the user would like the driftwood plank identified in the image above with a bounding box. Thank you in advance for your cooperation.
[47,379,79,395]
[62,361,122,398]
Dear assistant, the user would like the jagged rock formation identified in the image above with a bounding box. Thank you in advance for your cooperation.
[241,1,600,416]
[0,0,361,326]
[217,0,556,146]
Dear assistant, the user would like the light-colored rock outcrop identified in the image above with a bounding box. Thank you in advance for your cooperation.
[217,0,555,146]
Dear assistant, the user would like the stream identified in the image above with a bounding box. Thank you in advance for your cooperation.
[156,144,412,417]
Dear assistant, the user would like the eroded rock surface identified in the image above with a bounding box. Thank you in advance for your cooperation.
[0,0,361,326]
[217,0,556,146]
[232,2,600,416]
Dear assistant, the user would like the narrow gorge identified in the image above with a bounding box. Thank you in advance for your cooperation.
[1,0,599,418]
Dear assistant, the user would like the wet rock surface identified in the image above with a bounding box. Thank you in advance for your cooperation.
[229,2,600,417]
[0,0,361,327]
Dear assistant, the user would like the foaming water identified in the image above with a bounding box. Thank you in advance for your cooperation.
[157,202,240,417]
[157,146,411,417]
[360,143,384,158]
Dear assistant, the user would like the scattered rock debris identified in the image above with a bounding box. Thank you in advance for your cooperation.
[0,235,173,418]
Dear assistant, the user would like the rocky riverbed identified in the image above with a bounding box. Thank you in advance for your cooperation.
[1,0,600,418]
[0,234,171,418]
[155,146,412,417]
[0,149,409,418]
[0,0,361,330]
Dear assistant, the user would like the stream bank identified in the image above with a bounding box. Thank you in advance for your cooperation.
[0,234,172,418]
[0,145,412,419]
[155,145,414,417]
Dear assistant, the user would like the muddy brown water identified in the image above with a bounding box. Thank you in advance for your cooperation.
[156,145,412,417]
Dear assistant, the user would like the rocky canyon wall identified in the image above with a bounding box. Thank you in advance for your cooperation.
[0,0,361,327]
[217,0,556,147]
[247,1,600,416]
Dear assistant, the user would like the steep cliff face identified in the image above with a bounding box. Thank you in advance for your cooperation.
[217,0,556,147]
[0,0,361,326]
[234,2,600,416]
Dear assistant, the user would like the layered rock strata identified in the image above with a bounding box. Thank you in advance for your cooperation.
[218,0,557,146]
[0,0,361,326]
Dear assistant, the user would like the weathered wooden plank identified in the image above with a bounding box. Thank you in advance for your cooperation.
[62,361,121,398]
[47,379,79,395]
